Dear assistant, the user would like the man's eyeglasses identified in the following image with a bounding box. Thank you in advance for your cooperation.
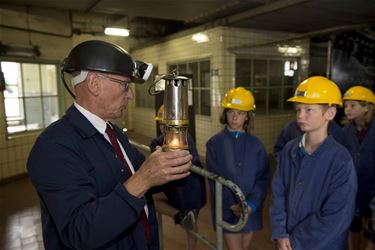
[96,73,131,91]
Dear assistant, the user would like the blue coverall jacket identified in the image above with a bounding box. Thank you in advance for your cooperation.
[149,134,206,211]
[27,105,159,250]
[206,128,271,232]
[270,135,357,250]
[273,120,347,161]
[343,119,375,217]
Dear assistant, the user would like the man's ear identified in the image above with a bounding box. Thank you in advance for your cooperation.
[325,106,337,120]
[85,72,100,96]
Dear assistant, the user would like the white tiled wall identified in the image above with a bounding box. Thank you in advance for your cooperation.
[0,132,37,181]
[130,26,306,157]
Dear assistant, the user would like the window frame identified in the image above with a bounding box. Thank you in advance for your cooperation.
[235,56,299,114]
[1,58,64,136]
[168,58,211,116]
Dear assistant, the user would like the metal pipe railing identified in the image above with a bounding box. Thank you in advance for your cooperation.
[129,139,249,250]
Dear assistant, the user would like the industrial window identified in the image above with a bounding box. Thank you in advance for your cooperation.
[1,61,60,134]
[169,59,211,116]
[135,66,158,108]
[235,58,299,114]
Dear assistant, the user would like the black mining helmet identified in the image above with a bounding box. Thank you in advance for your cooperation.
[60,40,153,97]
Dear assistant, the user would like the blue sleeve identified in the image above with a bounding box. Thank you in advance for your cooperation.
[149,136,163,152]
[273,128,289,160]
[27,137,147,249]
[329,120,348,148]
[341,125,353,153]
[290,160,357,249]
[371,195,375,230]
[206,138,221,194]
[370,153,375,229]
[247,145,271,210]
[273,121,301,162]
[206,139,217,172]
[270,148,290,240]
[188,134,202,167]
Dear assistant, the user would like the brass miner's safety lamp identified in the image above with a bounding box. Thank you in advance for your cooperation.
[162,72,189,151]
[149,70,190,151]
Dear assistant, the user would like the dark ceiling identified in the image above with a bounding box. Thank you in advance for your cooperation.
[0,0,374,40]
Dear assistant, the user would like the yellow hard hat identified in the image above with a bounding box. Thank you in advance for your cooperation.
[222,87,255,111]
[155,105,164,121]
[287,76,342,107]
[343,86,375,105]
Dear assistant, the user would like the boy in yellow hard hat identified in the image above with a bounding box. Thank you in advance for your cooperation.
[270,76,357,250]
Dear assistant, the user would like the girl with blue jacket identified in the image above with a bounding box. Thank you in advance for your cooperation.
[206,87,271,250]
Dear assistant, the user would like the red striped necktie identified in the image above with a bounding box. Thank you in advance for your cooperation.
[105,123,151,243]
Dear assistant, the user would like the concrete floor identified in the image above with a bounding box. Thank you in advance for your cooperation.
[0,177,275,250]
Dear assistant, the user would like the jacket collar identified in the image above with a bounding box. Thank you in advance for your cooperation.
[293,134,334,158]
[65,104,101,139]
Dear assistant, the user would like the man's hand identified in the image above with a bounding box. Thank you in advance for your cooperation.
[124,147,192,197]
[276,237,292,250]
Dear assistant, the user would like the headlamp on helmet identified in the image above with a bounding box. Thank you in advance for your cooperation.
[133,60,153,83]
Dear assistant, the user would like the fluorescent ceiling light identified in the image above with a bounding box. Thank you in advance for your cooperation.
[192,33,209,43]
[104,27,130,37]
[277,45,302,56]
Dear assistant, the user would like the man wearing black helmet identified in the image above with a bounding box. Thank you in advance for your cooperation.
[27,40,192,250]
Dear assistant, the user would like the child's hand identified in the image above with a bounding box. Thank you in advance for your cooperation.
[276,237,292,250]
[230,203,251,217]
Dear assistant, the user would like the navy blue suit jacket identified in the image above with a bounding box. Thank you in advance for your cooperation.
[27,105,159,249]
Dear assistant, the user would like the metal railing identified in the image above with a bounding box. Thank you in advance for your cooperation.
[129,140,249,250]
